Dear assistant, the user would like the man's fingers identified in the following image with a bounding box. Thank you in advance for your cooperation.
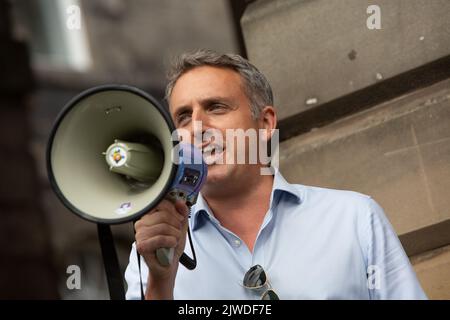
[136,211,183,230]
[153,199,187,220]
[135,223,182,242]
[159,199,188,218]
[136,236,178,256]
[174,200,189,218]
[155,199,175,212]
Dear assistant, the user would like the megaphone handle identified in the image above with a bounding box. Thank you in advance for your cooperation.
[155,193,183,267]
[156,247,175,267]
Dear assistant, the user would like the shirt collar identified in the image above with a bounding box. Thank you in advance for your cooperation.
[270,167,302,206]
[189,192,214,231]
[189,168,302,231]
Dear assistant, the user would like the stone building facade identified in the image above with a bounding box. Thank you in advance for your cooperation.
[242,0,450,299]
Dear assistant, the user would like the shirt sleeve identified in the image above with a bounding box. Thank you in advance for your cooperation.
[124,242,148,300]
[364,197,428,299]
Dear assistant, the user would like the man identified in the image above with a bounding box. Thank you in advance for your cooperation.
[125,49,427,299]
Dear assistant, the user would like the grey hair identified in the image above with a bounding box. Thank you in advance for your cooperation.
[165,49,274,119]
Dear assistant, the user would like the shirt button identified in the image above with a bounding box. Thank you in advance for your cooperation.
[233,239,241,247]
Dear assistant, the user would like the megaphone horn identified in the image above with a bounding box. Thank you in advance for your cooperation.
[46,84,207,278]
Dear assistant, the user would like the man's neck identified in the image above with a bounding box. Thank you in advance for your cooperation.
[202,171,274,252]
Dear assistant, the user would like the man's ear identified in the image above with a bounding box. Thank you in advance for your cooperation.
[258,106,277,142]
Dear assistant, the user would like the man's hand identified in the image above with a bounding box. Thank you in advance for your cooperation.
[134,199,189,299]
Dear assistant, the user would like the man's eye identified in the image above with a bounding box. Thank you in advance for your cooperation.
[177,113,191,125]
[209,104,227,112]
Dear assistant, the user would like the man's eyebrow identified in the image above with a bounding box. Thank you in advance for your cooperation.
[173,96,237,117]
[199,96,235,106]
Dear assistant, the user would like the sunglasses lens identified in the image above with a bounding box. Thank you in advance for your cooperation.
[262,289,279,300]
[244,265,279,300]
[244,265,266,287]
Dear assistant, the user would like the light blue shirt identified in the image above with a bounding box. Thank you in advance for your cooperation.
[125,170,427,299]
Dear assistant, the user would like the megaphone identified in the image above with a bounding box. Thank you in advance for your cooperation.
[46,84,207,298]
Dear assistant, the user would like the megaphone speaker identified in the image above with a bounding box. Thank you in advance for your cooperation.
[46,85,207,297]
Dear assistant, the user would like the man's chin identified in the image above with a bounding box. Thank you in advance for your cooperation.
[204,163,230,184]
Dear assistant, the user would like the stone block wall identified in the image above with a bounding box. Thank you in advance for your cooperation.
[242,0,450,299]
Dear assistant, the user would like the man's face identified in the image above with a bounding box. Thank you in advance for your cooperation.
[168,65,263,190]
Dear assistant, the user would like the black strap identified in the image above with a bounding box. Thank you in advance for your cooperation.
[180,207,197,270]
[133,220,145,300]
[97,223,125,300]
[180,226,197,270]
[136,248,145,300]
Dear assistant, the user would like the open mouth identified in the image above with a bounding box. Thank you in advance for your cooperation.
[202,144,225,165]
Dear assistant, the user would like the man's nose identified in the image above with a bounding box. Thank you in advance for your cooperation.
[191,107,207,124]
[190,109,210,146]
